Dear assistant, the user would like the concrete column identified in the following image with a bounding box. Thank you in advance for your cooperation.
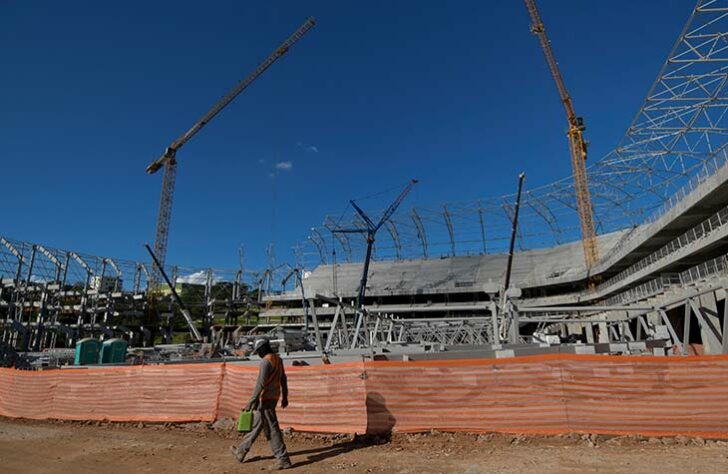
[699,291,722,354]
[585,323,595,344]
[597,322,609,343]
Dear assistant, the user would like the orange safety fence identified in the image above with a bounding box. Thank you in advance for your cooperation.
[2,354,728,438]
[0,363,223,422]
[363,354,728,438]
[217,362,368,434]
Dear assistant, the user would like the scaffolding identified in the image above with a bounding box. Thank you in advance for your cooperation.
[0,236,262,351]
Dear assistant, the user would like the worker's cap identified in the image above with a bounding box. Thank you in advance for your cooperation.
[252,337,270,354]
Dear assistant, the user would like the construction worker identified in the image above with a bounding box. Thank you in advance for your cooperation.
[230,337,292,470]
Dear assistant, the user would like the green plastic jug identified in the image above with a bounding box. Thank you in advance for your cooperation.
[237,411,253,432]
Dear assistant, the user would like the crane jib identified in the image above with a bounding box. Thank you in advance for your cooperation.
[146,17,315,172]
[168,17,315,154]
[146,17,316,290]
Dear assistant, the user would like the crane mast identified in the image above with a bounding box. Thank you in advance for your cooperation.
[146,17,316,285]
[523,0,599,270]
[335,179,418,309]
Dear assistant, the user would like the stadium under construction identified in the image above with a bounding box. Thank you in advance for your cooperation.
[3,0,728,367]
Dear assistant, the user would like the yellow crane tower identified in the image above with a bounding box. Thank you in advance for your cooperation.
[523,0,599,270]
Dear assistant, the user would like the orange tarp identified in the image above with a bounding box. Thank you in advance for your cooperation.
[2,354,728,438]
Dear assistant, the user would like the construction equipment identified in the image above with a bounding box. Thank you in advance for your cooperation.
[144,243,202,342]
[145,17,316,284]
[500,173,526,342]
[334,179,418,309]
[503,172,525,296]
[523,0,598,270]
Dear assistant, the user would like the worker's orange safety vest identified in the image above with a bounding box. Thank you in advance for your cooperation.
[261,353,283,402]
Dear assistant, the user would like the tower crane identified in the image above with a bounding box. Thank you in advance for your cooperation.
[523,0,599,270]
[334,179,418,309]
[145,17,316,284]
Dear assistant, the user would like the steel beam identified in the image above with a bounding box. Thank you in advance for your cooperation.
[682,299,692,356]
[411,208,428,259]
[384,221,402,261]
[442,205,456,257]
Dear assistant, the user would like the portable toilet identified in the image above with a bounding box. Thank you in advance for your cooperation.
[74,338,101,366]
[99,338,128,364]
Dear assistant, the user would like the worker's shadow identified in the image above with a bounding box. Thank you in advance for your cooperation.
[247,393,395,468]
[365,391,396,437]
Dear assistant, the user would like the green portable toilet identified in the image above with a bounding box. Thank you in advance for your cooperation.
[74,338,101,366]
[99,338,128,364]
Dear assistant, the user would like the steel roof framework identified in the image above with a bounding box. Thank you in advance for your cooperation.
[303,1,728,266]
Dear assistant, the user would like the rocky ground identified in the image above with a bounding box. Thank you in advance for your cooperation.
[2,417,728,473]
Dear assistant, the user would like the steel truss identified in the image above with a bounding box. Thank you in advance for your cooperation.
[0,235,260,351]
[309,281,728,355]
[302,1,728,265]
[297,240,728,354]
[516,278,728,356]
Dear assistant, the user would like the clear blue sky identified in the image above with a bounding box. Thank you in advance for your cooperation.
[1,0,692,271]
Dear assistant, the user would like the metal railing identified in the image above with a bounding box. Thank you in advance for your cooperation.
[598,203,728,292]
[596,152,728,271]
[604,252,728,307]
[679,253,728,286]
[644,154,728,226]
[604,274,680,306]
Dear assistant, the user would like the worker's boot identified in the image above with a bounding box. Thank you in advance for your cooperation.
[270,459,293,470]
[229,445,246,463]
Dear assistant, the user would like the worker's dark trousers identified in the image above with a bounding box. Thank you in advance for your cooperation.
[236,402,290,464]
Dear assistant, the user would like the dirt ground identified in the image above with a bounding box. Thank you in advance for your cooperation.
[2,417,728,473]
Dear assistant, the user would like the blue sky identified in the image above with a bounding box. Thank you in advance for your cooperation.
[1,0,692,271]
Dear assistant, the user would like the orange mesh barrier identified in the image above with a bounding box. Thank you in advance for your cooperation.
[2,354,728,438]
[363,357,569,435]
[217,362,367,433]
[362,354,728,438]
[0,364,222,422]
